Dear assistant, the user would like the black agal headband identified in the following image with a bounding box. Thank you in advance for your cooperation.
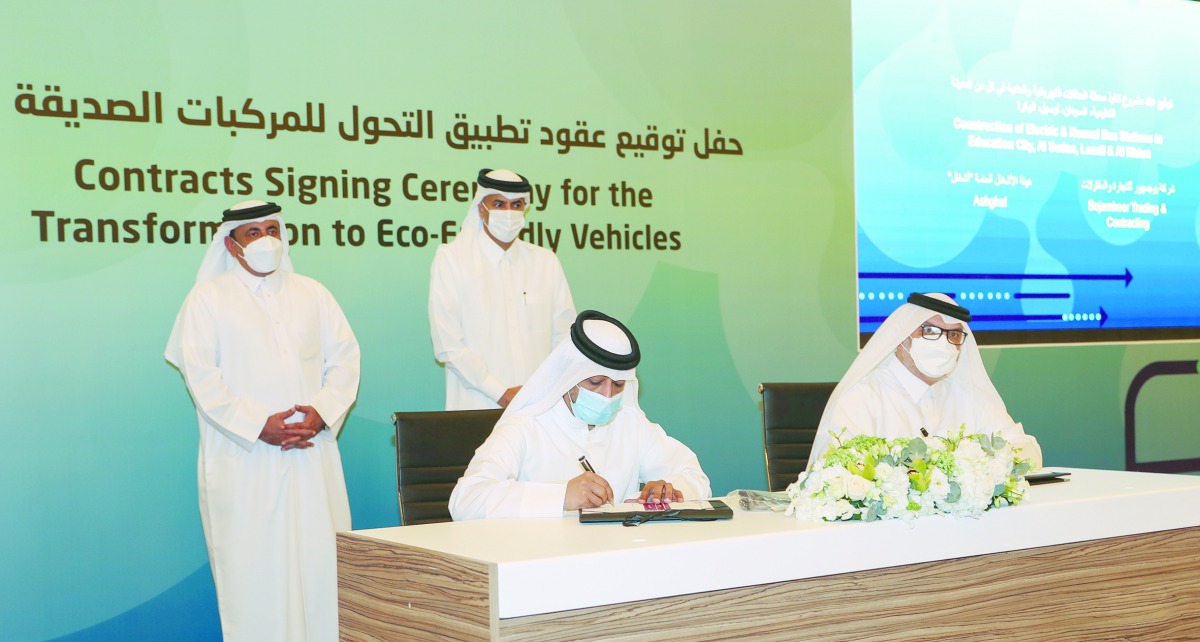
[222,202,282,222]
[477,169,530,193]
[907,292,972,323]
[570,310,641,370]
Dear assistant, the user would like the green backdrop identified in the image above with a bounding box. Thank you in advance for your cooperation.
[3,2,1197,640]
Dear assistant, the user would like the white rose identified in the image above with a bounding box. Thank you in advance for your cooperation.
[832,499,856,520]
[928,468,950,501]
[986,455,1012,482]
[817,465,847,488]
[955,439,986,462]
[827,474,849,499]
[845,474,873,501]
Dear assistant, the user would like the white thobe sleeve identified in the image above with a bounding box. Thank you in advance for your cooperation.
[429,248,508,404]
[448,420,568,520]
[637,419,711,501]
[973,397,1044,470]
[308,288,361,438]
[809,383,879,467]
[1001,423,1043,470]
[175,292,271,451]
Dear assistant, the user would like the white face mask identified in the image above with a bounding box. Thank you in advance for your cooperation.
[903,336,960,379]
[484,207,525,244]
[236,236,284,274]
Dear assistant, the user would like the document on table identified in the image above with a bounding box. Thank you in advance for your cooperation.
[583,500,721,513]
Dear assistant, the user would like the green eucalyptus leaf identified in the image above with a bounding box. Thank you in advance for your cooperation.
[946,481,961,503]
[863,503,880,521]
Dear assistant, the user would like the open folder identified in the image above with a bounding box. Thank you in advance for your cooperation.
[579,499,734,526]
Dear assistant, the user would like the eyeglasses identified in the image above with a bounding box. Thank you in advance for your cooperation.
[919,324,968,346]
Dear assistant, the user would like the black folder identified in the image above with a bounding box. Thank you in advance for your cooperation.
[579,499,734,526]
[1024,470,1071,485]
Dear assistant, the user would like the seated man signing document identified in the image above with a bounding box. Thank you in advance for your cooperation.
[808,292,1043,468]
[449,310,711,520]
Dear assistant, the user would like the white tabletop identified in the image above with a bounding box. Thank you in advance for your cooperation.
[348,468,1200,618]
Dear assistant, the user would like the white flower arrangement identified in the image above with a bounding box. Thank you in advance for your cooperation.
[786,427,1033,523]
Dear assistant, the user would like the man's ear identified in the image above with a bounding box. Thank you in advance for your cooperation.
[223,234,240,255]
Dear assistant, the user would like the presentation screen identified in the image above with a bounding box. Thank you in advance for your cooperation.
[852,0,1200,345]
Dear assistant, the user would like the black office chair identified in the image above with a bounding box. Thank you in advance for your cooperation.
[759,382,837,492]
[392,409,503,525]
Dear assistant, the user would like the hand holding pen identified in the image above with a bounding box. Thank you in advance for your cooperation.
[564,455,614,510]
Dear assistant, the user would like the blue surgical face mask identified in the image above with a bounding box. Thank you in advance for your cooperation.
[569,386,623,426]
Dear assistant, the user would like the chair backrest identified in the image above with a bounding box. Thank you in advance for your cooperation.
[392,409,503,525]
[759,382,837,492]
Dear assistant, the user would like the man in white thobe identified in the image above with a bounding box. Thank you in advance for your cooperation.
[450,310,710,520]
[809,292,1042,468]
[429,168,575,410]
[165,201,360,642]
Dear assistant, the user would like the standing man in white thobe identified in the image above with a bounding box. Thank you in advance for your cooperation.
[165,200,360,642]
[429,168,576,410]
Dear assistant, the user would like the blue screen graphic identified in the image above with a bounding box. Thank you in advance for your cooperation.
[853,0,1200,344]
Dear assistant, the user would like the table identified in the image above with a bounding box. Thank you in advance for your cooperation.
[337,468,1200,641]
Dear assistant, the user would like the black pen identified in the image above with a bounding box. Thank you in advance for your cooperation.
[578,456,613,506]
[578,455,596,474]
